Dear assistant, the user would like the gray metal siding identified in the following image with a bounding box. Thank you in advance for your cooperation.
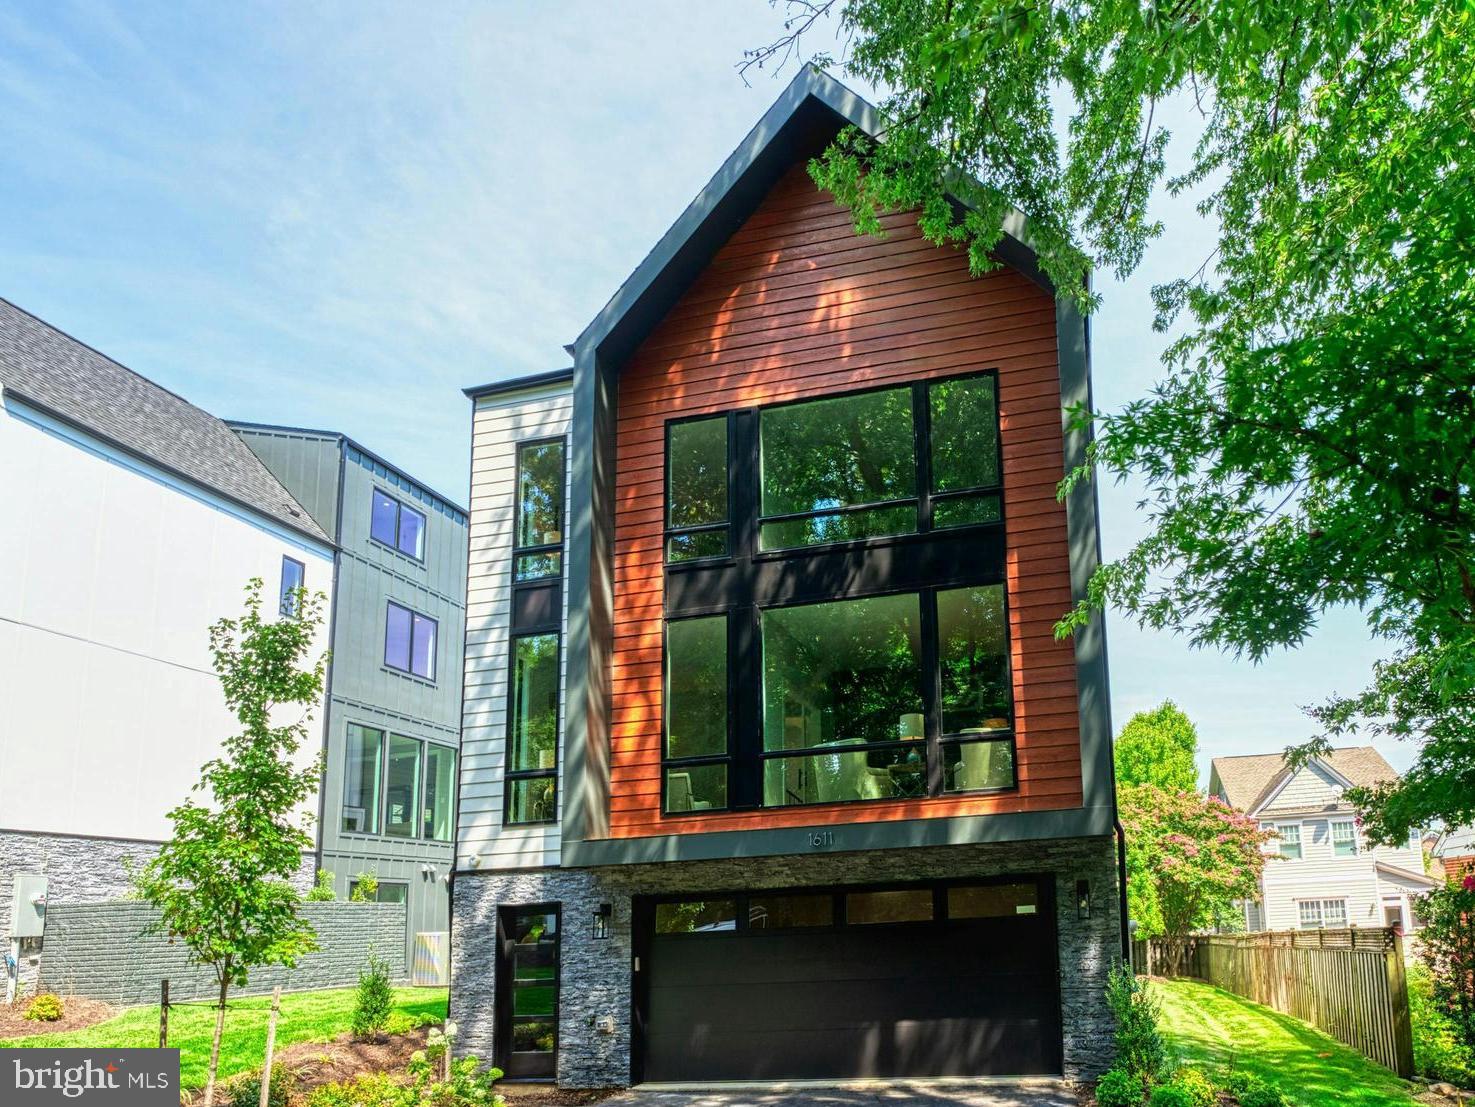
[230,427,344,538]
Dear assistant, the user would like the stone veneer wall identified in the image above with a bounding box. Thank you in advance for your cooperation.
[37,901,407,1005]
[1,829,317,1001]
[449,834,1120,1087]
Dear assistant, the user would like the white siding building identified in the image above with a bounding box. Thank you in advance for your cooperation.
[0,299,335,994]
[1208,746,1436,933]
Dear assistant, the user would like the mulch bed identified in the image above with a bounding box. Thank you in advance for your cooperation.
[0,996,116,1039]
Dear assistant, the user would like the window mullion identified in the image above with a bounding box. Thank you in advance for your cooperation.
[914,381,932,533]
[921,589,943,796]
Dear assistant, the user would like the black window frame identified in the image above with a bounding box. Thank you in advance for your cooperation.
[503,630,562,827]
[657,371,1013,817]
[663,413,733,564]
[513,436,568,584]
[278,555,306,617]
[384,600,438,682]
[341,723,455,843]
[661,613,734,817]
[370,487,429,562]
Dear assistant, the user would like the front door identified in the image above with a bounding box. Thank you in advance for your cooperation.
[495,905,560,1080]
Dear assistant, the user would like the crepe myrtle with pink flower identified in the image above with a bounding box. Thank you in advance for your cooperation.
[1119,783,1275,968]
[1415,874,1475,1058]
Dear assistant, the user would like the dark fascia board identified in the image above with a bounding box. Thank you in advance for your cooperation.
[571,63,1050,370]
[227,419,469,518]
[462,367,574,401]
[8,387,335,550]
[560,803,1116,868]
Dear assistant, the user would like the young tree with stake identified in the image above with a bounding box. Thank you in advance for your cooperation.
[134,578,328,1107]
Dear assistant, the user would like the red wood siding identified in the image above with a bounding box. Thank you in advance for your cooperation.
[608,163,1082,838]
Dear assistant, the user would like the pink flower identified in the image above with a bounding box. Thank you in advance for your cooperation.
[1462,874,1475,892]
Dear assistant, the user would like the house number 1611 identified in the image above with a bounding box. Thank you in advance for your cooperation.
[809,830,835,848]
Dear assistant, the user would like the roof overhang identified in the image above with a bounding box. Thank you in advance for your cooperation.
[571,64,1049,372]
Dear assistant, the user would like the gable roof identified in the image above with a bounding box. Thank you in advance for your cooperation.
[572,64,1049,370]
[0,298,330,544]
[1210,747,1399,814]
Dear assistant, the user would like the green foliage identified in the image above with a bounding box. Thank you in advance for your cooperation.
[351,872,379,903]
[1234,1078,1288,1107]
[1105,964,1167,1095]
[1146,1084,1193,1107]
[754,0,1475,846]
[1095,1067,1144,1107]
[306,1073,406,1107]
[1414,877,1475,1064]
[23,994,63,1022]
[1409,962,1475,1088]
[221,1063,290,1107]
[352,953,395,1041]
[1119,784,1271,940]
[306,869,336,902]
[131,578,328,1104]
[1170,1067,1216,1107]
[1114,702,1199,792]
[304,1051,504,1107]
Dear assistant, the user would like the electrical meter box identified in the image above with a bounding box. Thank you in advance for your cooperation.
[10,874,48,939]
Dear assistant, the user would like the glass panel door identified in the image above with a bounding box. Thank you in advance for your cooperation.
[497,906,560,1079]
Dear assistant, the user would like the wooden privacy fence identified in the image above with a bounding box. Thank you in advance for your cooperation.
[1133,928,1414,1078]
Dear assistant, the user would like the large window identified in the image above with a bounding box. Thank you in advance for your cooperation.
[664,616,729,812]
[506,633,560,825]
[341,724,454,842]
[937,585,1014,792]
[1299,898,1347,929]
[371,488,427,560]
[514,440,565,582]
[385,601,437,681]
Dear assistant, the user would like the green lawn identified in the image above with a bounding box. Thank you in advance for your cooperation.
[1154,978,1418,1107]
[0,986,447,1091]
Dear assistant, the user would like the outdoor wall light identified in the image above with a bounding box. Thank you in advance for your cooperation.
[1076,879,1091,921]
[593,902,613,940]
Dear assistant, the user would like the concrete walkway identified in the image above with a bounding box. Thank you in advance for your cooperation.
[604,1081,1079,1107]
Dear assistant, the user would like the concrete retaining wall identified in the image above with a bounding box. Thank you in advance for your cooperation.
[37,901,407,1006]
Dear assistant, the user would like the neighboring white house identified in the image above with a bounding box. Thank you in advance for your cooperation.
[1209,746,1436,933]
[0,298,335,995]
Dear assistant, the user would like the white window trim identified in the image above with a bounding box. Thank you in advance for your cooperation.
[1332,819,1358,857]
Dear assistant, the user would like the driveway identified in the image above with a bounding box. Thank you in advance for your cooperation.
[602,1082,1078,1107]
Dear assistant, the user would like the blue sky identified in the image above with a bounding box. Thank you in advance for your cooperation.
[0,2,1401,780]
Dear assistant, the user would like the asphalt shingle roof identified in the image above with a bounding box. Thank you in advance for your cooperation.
[0,299,329,544]
[1211,746,1398,813]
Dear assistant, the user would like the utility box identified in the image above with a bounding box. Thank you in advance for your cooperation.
[10,874,48,939]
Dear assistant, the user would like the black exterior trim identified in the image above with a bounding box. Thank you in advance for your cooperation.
[464,368,574,401]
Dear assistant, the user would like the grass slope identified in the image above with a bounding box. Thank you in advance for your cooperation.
[1155,978,1417,1107]
[0,986,447,1091]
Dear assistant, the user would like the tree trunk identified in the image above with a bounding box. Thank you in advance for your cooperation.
[203,975,230,1107]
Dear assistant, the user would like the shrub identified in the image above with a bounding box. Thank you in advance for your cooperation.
[306,869,336,902]
[1095,1067,1145,1107]
[1106,963,1169,1088]
[306,1072,406,1107]
[1410,962,1475,1087]
[1225,1072,1286,1107]
[351,872,379,903]
[222,1063,290,1107]
[1171,1066,1216,1107]
[1147,1084,1193,1107]
[23,994,63,1022]
[1415,878,1475,1067]
[352,952,395,1040]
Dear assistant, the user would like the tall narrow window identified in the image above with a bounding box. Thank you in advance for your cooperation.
[279,556,305,617]
[342,723,384,834]
[514,440,565,582]
[928,375,1003,528]
[505,634,560,824]
[937,585,1015,793]
[666,416,729,561]
[423,743,457,842]
[664,615,729,812]
[384,734,422,838]
[385,601,437,680]
[1277,823,1303,860]
[1332,820,1358,857]
[759,387,917,550]
[371,489,427,559]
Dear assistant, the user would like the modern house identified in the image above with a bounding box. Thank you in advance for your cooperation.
[0,298,335,996]
[1431,826,1475,885]
[1209,747,1436,932]
[231,423,469,962]
[450,67,1122,1087]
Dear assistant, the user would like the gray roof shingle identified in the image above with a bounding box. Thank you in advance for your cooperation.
[1210,746,1398,813]
[0,299,329,544]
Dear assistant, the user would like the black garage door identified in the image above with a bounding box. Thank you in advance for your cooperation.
[634,877,1060,1082]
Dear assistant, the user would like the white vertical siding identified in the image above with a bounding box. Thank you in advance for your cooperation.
[457,384,572,870]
